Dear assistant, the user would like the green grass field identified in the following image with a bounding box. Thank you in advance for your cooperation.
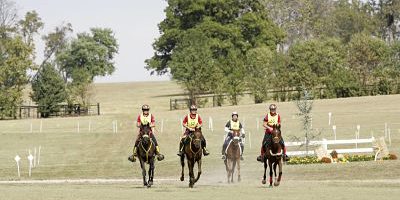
[1,81,399,200]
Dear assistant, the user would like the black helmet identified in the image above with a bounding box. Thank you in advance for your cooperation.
[142,104,150,111]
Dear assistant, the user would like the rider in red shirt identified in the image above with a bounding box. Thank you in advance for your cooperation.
[257,104,289,162]
[177,105,210,156]
[128,104,164,162]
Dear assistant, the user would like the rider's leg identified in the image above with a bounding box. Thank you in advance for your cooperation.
[257,134,270,162]
[201,135,210,156]
[221,135,230,159]
[150,134,164,161]
[280,137,289,161]
[240,142,244,160]
[177,130,188,156]
[128,134,141,162]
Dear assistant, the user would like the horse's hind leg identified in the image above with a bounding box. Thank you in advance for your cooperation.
[180,155,185,181]
[273,162,278,186]
[139,159,147,186]
[231,160,236,183]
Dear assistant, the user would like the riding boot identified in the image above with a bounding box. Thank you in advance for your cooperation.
[282,144,289,161]
[240,143,244,161]
[155,146,165,161]
[221,139,228,159]
[257,146,265,162]
[128,146,137,162]
[177,138,185,156]
[202,138,210,156]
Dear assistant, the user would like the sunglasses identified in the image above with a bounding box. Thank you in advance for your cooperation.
[142,109,150,111]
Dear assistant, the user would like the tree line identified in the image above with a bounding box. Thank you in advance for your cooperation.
[146,0,400,105]
[0,0,118,119]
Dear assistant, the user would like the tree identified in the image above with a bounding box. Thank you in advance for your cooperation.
[0,0,17,37]
[18,11,44,46]
[245,46,274,103]
[0,36,34,118]
[31,63,67,118]
[347,33,390,90]
[57,28,118,105]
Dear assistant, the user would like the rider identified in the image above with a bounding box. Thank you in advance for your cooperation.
[128,104,164,162]
[177,105,210,157]
[257,104,289,162]
[221,111,245,160]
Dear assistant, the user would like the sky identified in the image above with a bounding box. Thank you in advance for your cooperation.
[14,0,170,83]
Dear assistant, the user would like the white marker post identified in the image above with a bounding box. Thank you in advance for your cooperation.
[37,146,41,166]
[388,128,392,146]
[30,122,33,133]
[328,112,332,126]
[28,154,33,177]
[14,155,21,178]
[89,120,92,132]
[256,118,259,131]
[249,132,252,149]
[209,117,214,132]
[356,125,360,149]
[332,125,337,141]
[77,121,80,133]
[115,120,118,133]
[161,119,164,134]
[40,120,43,133]
[385,123,388,139]
[33,147,37,168]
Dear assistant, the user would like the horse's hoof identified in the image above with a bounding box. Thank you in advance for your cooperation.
[189,183,193,188]
[180,177,184,181]
[147,184,152,188]
[148,181,153,186]
[269,185,273,188]
[144,182,148,186]
[274,182,280,186]
[262,180,266,184]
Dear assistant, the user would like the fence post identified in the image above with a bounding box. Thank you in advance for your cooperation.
[322,138,328,152]
[97,103,100,115]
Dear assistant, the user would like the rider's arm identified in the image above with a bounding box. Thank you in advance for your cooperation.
[240,123,245,136]
[136,115,141,128]
[196,115,203,128]
[150,114,156,127]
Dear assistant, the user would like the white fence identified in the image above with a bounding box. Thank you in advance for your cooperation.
[286,137,375,156]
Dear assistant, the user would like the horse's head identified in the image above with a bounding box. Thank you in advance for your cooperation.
[271,124,281,144]
[140,125,152,144]
[231,130,241,145]
[191,128,202,149]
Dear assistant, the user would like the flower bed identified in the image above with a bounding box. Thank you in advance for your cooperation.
[287,154,397,165]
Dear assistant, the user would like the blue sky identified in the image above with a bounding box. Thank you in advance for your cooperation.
[14,0,170,83]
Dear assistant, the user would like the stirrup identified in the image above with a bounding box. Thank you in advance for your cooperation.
[203,149,210,156]
[257,155,264,162]
[221,155,226,160]
[128,155,136,162]
[240,155,244,161]
[157,154,165,161]
[177,151,184,156]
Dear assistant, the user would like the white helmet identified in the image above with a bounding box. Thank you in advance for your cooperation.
[232,111,238,117]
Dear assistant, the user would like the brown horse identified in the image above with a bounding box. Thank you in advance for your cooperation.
[180,128,203,188]
[224,130,241,183]
[263,124,283,187]
[137,125,156,187]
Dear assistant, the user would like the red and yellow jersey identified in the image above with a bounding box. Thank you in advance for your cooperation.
[137,113,155,126]
[263,112,281,134]
[183,114,202,128]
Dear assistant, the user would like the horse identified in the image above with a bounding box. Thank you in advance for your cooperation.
[136,125,156,187]
[224,130,242,183]
[262,124,283,187]
[180,128,203,188]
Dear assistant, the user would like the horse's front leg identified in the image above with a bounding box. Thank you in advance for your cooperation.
[273,161,278,186]
[188,159,195,188]
[148,158,155,187]
[275,159,283,186]
[262,158,267,184]
[194,159,202,183]
[139,158,147,186]
[180,154,185,181]
[237,158,241,182]
[268,159,273,187]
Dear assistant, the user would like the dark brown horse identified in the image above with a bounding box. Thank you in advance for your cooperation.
[224,130,241,183]
[262,124,283,187]
[180,128,203,188]
[137,125,156,187]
